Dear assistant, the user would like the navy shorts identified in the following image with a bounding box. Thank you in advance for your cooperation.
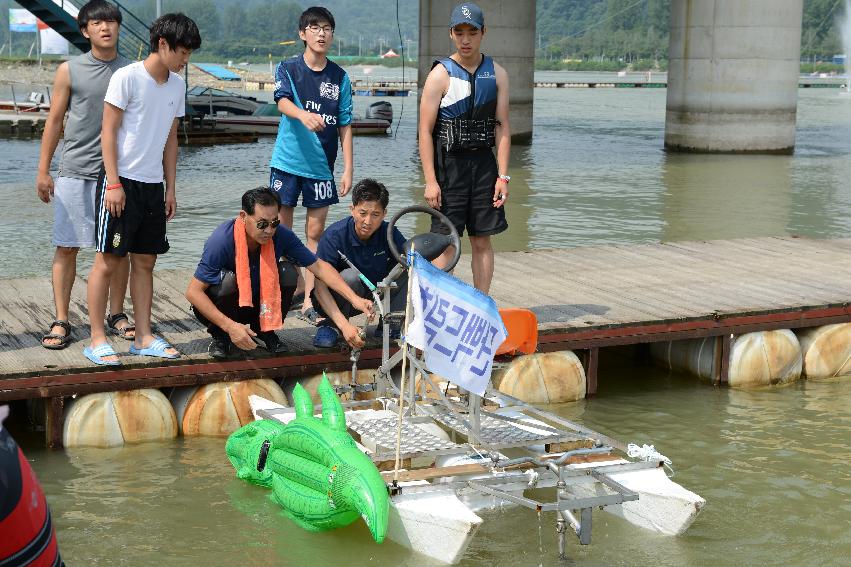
[269,168,339,209]
[95,173,169,256]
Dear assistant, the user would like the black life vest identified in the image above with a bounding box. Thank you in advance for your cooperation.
[432,55,498,152]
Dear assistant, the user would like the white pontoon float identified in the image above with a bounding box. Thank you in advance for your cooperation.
[250,205,705,564]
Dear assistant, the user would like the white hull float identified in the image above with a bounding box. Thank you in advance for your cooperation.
[249,391,704,565]
[388,487,483,565]
[563,459,703,536]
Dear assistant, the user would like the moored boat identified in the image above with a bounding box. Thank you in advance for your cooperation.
[186,86,262,116]
[213,101,392,136]
[0,90,49,113]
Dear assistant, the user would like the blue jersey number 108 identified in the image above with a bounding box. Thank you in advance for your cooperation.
[314,181,333,200]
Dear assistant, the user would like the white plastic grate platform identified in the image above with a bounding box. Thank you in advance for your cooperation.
[347,417,462,460]
[431,410,589,448]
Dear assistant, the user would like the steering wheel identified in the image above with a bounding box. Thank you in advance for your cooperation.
[387,205,461,272]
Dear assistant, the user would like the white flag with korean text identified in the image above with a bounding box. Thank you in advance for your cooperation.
[406,252,506,396]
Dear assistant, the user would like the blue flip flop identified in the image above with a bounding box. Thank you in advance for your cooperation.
[83,343,121,366]
[129,336,180,359]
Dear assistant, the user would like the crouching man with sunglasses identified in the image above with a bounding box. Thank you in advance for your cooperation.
[186,187,372,359]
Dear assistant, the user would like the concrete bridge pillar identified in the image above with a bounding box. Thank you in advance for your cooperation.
[665,0,804,153]
[418,0,535,142]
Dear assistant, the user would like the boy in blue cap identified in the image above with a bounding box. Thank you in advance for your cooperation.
[269,6,354,323]
[418,2,511,295]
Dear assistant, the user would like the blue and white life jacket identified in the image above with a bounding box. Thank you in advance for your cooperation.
[432,55,498,152]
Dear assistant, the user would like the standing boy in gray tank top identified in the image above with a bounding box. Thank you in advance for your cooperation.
[36,1,134,350]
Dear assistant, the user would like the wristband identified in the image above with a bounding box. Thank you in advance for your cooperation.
[498,174,510,183]
[106,183,123,191]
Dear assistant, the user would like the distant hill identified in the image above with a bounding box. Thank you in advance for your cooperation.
[0,0,844,62]
[118,0,418,58]
[535,0,843,60]
[212,0,419,47]
[303,0,418,53]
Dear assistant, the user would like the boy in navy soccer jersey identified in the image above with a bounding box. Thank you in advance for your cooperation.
[269,6,353,323]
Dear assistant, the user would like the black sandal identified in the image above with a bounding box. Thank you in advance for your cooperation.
[106,312,135,340]
[295,307,320,325]
[288,292,305,312]
[41,320,72,350]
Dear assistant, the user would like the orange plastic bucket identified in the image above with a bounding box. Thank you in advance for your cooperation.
[495,308,538,356]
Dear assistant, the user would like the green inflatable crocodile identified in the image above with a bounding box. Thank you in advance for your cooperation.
[225,376,389,543]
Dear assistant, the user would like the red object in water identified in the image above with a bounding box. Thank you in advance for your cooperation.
[0,427,63,567]
[495,308,538,356]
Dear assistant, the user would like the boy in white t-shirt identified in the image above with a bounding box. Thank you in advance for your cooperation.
[84,13,201,365]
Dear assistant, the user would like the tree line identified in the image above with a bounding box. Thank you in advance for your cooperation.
[121,0,419,61]
[0,0,847,64]
[537,0,847,65]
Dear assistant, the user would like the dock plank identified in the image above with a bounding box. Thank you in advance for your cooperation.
[3,236,851,399]
[663,239,850,307]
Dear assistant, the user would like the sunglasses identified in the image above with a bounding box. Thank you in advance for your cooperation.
[249,217,281,230]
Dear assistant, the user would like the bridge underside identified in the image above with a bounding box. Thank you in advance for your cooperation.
[665,0,804,153]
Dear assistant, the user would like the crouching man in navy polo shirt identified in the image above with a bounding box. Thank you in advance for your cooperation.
[186,187,372,359]
[311,179,408,348]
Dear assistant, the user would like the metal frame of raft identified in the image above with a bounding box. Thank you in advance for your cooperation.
[254,385,671,561]
[250,264,699,563]
[238,240,705,563]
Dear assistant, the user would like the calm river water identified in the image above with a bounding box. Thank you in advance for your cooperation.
[3,70,851,565]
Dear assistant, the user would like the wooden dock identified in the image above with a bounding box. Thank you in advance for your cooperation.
[178,117,258,145]
[244,79,417,94]
[352,87,411,97]
[0,114,257,145]
[3,236,851,409]
[0,112,46,137]
[534,81,666,88]
[533,81,847,89]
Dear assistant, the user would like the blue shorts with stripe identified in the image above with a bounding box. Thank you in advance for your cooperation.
[95,172,170,256]
[269,167,339,209]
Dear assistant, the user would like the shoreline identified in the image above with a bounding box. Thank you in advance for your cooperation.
[0,59,270,89]
[0,60,60,86]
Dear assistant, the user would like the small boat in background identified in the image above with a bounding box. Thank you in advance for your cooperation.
[214,101,393,136]
[0,91,49,113]
[186,86,262,117]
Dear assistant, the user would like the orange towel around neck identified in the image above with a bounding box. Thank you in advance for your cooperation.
[234,218,282,332]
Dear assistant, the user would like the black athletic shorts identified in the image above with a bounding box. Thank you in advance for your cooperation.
[95,173,170,256]
[430,148,508,238]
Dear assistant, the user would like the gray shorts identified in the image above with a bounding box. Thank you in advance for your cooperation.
[53,176,96,248]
